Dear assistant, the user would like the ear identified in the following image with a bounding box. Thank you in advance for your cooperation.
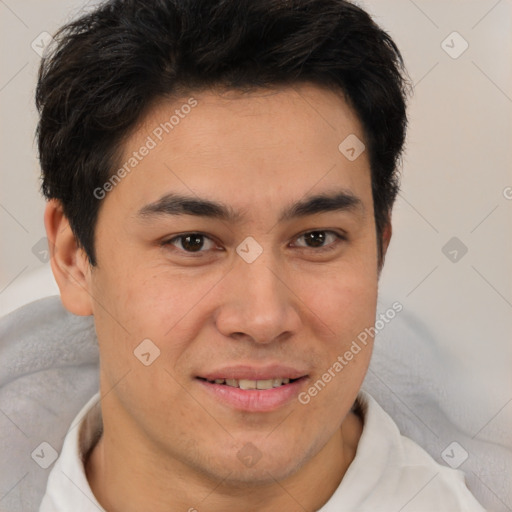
[378,217,392,273]
[381,217,392,255]
[44,199,94,316]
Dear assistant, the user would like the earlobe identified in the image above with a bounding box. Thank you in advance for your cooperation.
[44,199,94,316]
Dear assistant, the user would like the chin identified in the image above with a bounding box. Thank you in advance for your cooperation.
[218,461,302,487]
[199,441,314,487]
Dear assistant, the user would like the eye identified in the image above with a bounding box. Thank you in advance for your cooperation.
[161,229,346,257]
[162,233,218,254]
[292,230,345,251]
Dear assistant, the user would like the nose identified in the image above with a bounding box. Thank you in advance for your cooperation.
[213,250,301,345]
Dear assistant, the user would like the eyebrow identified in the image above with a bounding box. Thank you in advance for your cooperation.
[136,189,364,224]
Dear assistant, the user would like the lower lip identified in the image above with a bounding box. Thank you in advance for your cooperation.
[196,378,308,412]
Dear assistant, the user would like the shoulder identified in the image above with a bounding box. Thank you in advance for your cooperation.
[322,392,487,512]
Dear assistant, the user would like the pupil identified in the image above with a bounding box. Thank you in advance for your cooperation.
[183,234,203,251]
[306,231,325,247]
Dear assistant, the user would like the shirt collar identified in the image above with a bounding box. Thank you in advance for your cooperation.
[39,392,105,512]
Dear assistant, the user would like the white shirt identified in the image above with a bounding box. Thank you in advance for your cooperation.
[39,391,486,512]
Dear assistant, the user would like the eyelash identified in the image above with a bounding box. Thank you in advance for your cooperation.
[160,230,346,256]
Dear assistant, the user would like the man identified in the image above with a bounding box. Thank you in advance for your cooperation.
[37,0,485,510]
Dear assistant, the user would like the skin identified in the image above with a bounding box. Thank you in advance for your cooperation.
[45,83,391,512]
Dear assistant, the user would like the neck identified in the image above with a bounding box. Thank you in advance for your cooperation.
[85,405,362,512]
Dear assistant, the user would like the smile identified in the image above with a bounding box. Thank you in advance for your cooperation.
[198,377,300,389]
[196,374,309,412]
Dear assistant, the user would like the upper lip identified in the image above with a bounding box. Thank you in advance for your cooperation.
[198,364,309,381]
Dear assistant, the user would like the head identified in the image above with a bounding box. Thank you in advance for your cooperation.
[40,0,409,490]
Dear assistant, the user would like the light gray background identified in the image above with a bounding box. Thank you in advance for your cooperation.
[0,0,511,509]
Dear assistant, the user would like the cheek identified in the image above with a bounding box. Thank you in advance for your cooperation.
[90,264,226,367]
[302,273,377,388]
[295,270,376,420]
[292,250,378,401]
[121,267,225,333]
[297,259,379,342]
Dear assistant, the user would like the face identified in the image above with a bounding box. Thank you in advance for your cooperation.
[64,84,384,485]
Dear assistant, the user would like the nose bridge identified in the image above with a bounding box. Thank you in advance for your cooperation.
[215,245,299,343]
[242,256,283,310]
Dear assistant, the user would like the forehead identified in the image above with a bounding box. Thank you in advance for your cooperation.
[139,84,364,151]
[105,84,371,219]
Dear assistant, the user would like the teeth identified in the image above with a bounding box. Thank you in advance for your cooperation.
[208,377,294,389]
[256,379,274,390]
[239,379,257,390]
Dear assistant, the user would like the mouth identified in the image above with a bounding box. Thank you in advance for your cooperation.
[195,369,309,412]
[197,376,303,390]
